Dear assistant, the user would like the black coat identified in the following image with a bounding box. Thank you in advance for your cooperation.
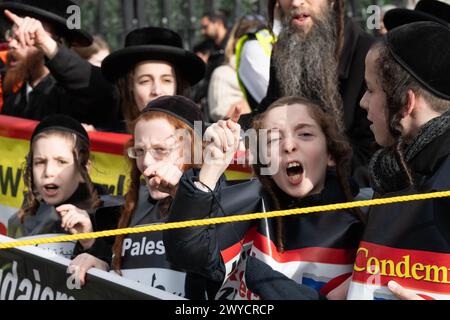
[7,183,117,238]
[7,183,120,259]
[1,46,120,130]
[164,170,364,300]
[347,128,450,300]
[78,185,212,299]
[259,19,376,187]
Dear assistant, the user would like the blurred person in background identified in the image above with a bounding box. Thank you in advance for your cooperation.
[193,11,230,119]
[72,34,110,67]
[208,15,270,121]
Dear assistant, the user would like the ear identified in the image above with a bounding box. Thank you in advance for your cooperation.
[403,90,416,118]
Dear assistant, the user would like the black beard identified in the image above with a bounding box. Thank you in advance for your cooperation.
[273,8,344,131]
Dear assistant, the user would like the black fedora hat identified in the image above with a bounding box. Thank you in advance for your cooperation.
[386,21,450,100]
[0,0,93,46]
[384,0,450,31]
[101,27,206,85]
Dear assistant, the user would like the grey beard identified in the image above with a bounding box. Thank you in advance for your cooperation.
[273,10,344,131]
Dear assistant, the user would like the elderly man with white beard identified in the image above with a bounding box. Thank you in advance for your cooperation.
[260,0,375,187]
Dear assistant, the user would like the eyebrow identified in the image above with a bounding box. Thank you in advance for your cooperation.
[54,156,71,161]
[33,155,71,160]
[293,123,316,130]
[136,135,177,147]
[136,74,174,79]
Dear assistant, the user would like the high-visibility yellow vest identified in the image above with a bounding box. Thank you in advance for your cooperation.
[235,28,276,105]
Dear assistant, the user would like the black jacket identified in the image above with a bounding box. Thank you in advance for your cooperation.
[79,185,212,299]
[7,183,117,238]
[1,46,120,130]
[348,127,450,300]
[164,170,364,299]
[259,19,376,187]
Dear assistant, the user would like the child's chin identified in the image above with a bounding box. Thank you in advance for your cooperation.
[149,189,170,201]
[42,197,60,206]
[280,185,308,199]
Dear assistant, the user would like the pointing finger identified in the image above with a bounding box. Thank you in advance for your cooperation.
[4,10,23,25]
[229,105,242,124]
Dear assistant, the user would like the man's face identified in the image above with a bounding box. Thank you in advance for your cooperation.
[6,24,37,64]
[278,0,331,34]
[200,17,217,40]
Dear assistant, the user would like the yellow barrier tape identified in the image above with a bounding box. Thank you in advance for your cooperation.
[1,190,450,250]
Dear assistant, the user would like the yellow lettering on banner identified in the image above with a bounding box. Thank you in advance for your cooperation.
[367,256,380,275]
[353,246,450,285]
[380,259,396,277]
[424,265,450,284]
[411,263,425,280]
[354,247,368,272]
[396,255,411,278]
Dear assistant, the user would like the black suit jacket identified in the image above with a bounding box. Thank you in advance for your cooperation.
[1,46,120,129]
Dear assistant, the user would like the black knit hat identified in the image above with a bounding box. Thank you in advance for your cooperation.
[101,27,205,84]
[386,21,450,100]
[0,0,93,46]
[384,0,450,31]
[139,95,203,131]
[31,114,90,145]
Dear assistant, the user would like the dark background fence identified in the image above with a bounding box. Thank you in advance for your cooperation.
[73,0,416,50]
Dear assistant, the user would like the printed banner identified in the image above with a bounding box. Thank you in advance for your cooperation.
[348,241,450,300]
[0,115,251,234]
[0,235,184,300]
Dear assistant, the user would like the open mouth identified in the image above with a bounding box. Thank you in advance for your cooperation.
[43,184,59,196]
[286,161,304,185]
[292,13,311,25]
[7,53,19,67]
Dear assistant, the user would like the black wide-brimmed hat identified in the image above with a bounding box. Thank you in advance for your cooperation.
[139,95,203,132]
[101,27,205,85]
[386,21,450,100]
[384,0,450,31]
[0,0,93,46]
[31,114,90,146]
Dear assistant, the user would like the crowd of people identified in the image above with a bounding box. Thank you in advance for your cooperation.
[1,0,450,300]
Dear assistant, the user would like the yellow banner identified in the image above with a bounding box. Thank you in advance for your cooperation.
[0,115,252,234]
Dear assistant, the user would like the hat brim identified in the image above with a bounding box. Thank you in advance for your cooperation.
[384,8,449,31]
[0,3,93,46]
[101,45,206,85]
